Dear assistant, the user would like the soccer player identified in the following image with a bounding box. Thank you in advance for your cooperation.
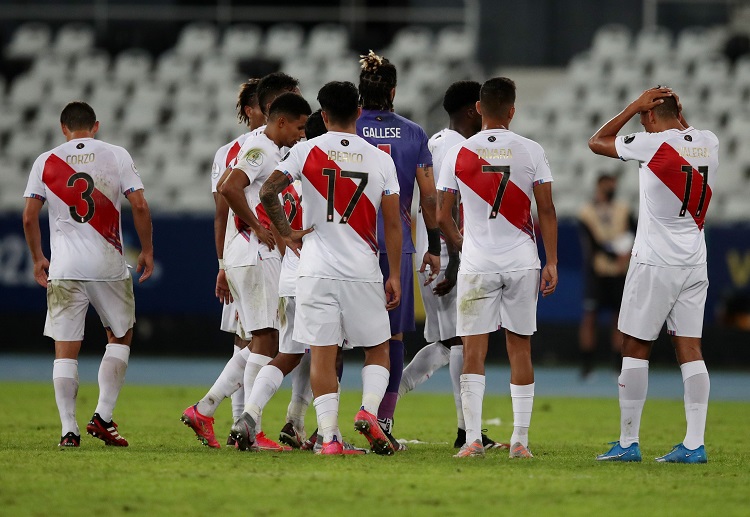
[397,80,501,449]
[181,74,300,448]
[258,81,402,455]
[22,101,154,447]
[356,50,440,447]
[437,77,558,459]
[589,87,717,463]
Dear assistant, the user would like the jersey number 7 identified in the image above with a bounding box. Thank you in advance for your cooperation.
[482,165,511,219]
[679,165,708,218]
[322,168,369,224]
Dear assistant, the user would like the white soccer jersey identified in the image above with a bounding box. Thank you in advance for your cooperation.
[211,132,252,193]
[277,131,400,282]
[278,180,303,297]
[437,128,553,273]
[615,127,719,266]
[24,137,144,281]
[416,128,466,259]
[223,132,283,268]
[224,125,266,171]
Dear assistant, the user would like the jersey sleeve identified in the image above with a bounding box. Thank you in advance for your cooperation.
[118,148,145,195]
[532,143,554,186]
[615,132,654,162]
[23,154,47,202]
[277,144,304,183]
[210,147,224,193]
[417,128,433,168]
[436,145,460,193]
[382,156,400,196]
[232,144,267,183]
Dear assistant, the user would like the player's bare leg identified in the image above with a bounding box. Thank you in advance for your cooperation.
[506,330,534,457]
[53,340,83,446]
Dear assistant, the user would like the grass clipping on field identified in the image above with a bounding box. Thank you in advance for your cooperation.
[0,382,748,517]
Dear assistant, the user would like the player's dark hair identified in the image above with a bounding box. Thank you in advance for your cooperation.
[358,50,397,111]
[60,101,96,131]
[236,78,261,125]
[267,92,312,121]
[479,77,516,119]
[651,94,680,119]
[257,72,300,115]
[305,109,327,139]
[443,80,481,115]
[318,81,359,125]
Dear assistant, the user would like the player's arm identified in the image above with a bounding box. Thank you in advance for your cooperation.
[22,197,49,288]
[533,182,558,297]
[589,86,673,158]
[219,168,275,250]
[415,165,440,283]
[381,193,402,310]
[433,197,460,297]
[259,170,311,257]
[437,189,462,253]
[213,191,232,304]
[126,189,154,283]
[671,89,689,128]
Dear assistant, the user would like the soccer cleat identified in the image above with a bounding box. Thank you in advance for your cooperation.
[181,404,220,448]
[343,440,369,454]
[354,409,395,456]
[453,439,485,458]
[229,413,258,451]
[312,431,323,453]
[454,428,510,450]
[316,436,367,455]
[86,413,129,447]
[279,422,306,449]
[227,433,237,447]
[509,442,534,458]
[596,441,642,462]
[301,428,318,451]
[655,443,707,464]
[59,432,80,448]
[378,418,407,452]
[255,432,291,452]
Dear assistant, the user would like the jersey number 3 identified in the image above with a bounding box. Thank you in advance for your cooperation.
[67,172,96,223]
[322,168,368,224]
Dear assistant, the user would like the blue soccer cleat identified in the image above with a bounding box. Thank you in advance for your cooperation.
[655,443,707,463]
[596,441,642,462]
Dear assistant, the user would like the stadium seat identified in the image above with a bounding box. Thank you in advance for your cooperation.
[28,55,70,86]
[634,26,673,65]
[154,51,195,86]
[649,60,687,88]
[2,129,50,163]
[130,81,169,111]
[4,22,52,59]
[280,56,321,93]
[590,24,631,63]
[173,83,214,111]
[140,132,186,166]
[112,48,153,84]
[674,26,715,64]
[692,55,731,92]
[88,81,129,116]
[72,50,111,84]
[263,23,305,61]
[0,103,23,133]
[382,25,433,64]
[175,23,218,58]
[321,55,362,85]
[48,81,89,108]
[435,26,475,62]
[196,57,238,87]
[7,74,47,110]
[53,23,96,57]
[733,55,750,91]
[167,108,213,134]
[119,102,163,133]
[306,24,349,59]
[220,24,263,60]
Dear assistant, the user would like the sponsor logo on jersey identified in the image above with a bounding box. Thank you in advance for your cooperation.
[624,134,636,144]
[488,136,496,142]
[244,148,264,167]
[684,135,693,142]
[76,143,85,150]
[341,139,349,147]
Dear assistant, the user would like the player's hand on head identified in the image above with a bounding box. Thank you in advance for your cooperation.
[285,227,313,257]
[136,251,154,283]
[633,86,672,112]
[539,263,558,297]
[420,252,441,285]
[385,276,401,311]
[34,257,50,288]
[215,269,233,304]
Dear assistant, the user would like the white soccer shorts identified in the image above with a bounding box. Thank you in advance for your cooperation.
[618,261,708,341]
[220,301,238,334]
[293,276,391,348]
[44,277,135,341]
[456,269,540,337]
[418,268,458,342]
[225,256,281,340]
[279,296,308,354]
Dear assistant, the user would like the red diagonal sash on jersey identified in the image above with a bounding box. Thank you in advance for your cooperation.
[225,141,241,168]
[282,184,303,231]
[302,147,378,252]
[647,143,713,230]
[454,147,534,238]
[42,154,123,253]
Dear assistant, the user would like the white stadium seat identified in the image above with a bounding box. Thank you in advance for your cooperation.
[175,23,218,59]
[306,24,349,59]
[590,24,631,63]
[5,22,52,59]
[154,51,195,86]
[263,23,305,61]
[220,24,263,61]
[383,25,433,64]
[72,50,111,83]
[53,24,96,57]
[112,48,153,84]
[7,74,47,110]
[435,26,475,62]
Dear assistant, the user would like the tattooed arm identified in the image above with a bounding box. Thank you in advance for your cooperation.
[260,171,312,257]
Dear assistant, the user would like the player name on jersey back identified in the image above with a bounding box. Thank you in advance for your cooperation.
[24,137,144,281]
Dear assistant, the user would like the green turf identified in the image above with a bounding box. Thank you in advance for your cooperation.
[0,382,748,517]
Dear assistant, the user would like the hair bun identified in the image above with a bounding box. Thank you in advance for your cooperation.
[359,50,384,72]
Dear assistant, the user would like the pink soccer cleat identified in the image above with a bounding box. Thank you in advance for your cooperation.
[181,404,220,448]
[255,431,292,452]
[354,409,395,456]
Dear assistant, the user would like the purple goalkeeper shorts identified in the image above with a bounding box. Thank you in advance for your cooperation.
[379,252,416,336]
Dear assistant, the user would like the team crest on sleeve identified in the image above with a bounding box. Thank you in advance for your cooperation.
[131,162,140,176]
[211,162,219,178]
[624,134,636,144]
[244,148,264,167]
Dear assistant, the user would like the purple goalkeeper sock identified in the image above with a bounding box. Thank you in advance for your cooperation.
[377,339,404,420]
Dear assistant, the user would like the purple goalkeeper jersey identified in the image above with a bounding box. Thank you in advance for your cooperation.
[357,109,432,254]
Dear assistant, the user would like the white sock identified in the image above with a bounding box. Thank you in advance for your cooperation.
[681,360,710,450]
[398,342,451,398]
[460,373,485,445]
[53,359,79,436]
[449,345,465,430]
[286,352,312,430]
[243,353,272,430]
[618,357,649,447]
[196,345,248,417]
[245,365,284,424]
[231,345,246,421]
[94,344,130,422]
[361,364,389,414]
[313,393,341,443]
[510,382,535,447]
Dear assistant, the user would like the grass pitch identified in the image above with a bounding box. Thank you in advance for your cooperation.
[1,381,748,517]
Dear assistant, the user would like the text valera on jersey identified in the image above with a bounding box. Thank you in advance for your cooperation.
[65,153,96,165]
[677,146,711,158]
[477,148,513,160]
[327,150,364,163]
[361,127,401,139]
